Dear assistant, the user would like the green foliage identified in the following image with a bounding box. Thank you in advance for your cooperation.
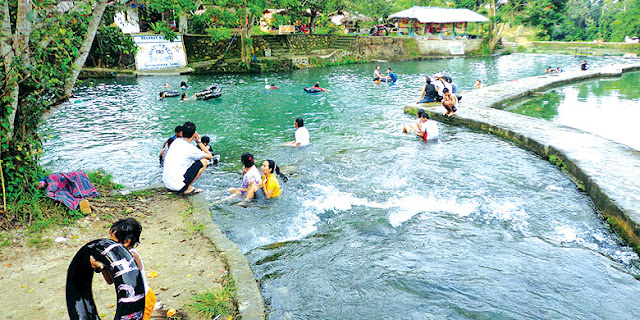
[151,21,178,41]
[188,274,237,319]
[88,25,138,68]
[207,27,234,43]
[87,169,124,193]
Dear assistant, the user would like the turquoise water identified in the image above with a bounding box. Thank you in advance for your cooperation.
[41,54,640,319]
[503,71,640,150]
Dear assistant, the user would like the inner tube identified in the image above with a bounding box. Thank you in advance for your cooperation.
[66,238,145,320]
[304,87,322,93]
[205,84,222,94]
[202,91,222,100]
[159,91,180,98]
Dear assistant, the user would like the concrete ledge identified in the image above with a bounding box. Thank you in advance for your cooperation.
[188,194,266,320]
[114,185,265,319]
[405,63,640,253]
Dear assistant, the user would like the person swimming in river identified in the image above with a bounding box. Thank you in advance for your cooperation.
[264,79,278,90]
[181,81,190,89]
[311,82,329,91]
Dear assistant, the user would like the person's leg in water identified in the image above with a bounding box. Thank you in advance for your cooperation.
[180,158,208,194]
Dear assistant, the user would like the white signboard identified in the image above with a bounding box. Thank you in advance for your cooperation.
[133,35,188,70]
[448,42,465,55]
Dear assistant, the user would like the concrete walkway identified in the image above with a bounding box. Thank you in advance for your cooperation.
[405,62,640,252]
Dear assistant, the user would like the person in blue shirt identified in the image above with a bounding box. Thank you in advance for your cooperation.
[387,68,397,83]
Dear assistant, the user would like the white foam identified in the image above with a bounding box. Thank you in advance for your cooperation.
[556,225,578,242]
[546,185,564,191]
[387,194,478,227]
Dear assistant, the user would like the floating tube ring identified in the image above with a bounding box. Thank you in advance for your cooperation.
[304,87,322,93]
[66,238,145,320]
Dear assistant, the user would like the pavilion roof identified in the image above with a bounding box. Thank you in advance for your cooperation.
[388,6,489,23]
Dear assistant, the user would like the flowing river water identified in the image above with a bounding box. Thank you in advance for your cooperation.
[41,54,640,319]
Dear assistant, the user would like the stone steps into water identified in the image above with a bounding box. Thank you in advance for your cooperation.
[405,63,640,252]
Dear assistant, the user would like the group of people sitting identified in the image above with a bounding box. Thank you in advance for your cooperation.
[160,118,310,204]
[546,66,563,73]
[373,65,397,83]
[416,73,460,117]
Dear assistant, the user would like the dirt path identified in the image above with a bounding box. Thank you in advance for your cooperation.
[0,190,231,320]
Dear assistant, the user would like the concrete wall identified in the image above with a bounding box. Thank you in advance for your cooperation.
[417,39,484,56]
[355,37,420,60]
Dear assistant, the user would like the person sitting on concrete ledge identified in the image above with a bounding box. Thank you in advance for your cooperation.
[417,76,437,104]
[441,88,458,117]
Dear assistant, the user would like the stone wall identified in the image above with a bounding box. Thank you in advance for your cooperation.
[416,39,484,56]
[355,37,420,60]
[183,35,242,62]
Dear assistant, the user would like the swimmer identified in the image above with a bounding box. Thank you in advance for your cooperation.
[181,81,190,89]
[311,82,329,91]
[164,83,170,88]
[546,66,554,73]
[474,80,482,89]
[180,93,191,101]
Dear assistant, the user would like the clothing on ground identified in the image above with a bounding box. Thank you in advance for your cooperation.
[44,171,100,210]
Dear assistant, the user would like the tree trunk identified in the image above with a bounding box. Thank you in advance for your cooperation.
[309,11,317,34]
[489,23,505,51]
[64,0,108,97]
[240,12,253,67]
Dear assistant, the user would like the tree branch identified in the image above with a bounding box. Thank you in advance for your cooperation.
[64,0,108,97]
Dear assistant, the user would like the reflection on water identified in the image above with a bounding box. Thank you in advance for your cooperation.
[504,72,640,150]
[40,54,640,319]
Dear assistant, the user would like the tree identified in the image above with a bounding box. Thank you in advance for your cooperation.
[1,0,109,213]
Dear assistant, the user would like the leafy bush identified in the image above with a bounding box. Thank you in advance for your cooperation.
[88,25,137,68]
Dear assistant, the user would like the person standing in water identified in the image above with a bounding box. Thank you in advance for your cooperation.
[284,118,310,147]
[387,68,397,83]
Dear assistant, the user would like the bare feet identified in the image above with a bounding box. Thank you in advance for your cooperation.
[183,187,202,195]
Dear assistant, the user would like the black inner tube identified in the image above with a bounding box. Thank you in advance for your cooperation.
[66,238,145,320]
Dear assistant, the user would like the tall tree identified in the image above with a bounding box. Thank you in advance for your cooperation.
[1,0,109,207]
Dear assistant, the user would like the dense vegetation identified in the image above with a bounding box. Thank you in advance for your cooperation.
[1,0,640,228]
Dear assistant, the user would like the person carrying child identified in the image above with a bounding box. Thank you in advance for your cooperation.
[90,218,155,320]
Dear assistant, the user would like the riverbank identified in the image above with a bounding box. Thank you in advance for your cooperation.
[0,188,257,320]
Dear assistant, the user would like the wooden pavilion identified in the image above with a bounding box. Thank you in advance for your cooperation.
[388,6,489,39]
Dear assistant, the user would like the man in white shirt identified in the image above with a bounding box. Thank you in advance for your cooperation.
[285,118,309,147]
[162,121,213,195]
[416,110,439,141]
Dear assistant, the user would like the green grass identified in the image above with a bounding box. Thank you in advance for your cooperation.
[4,169,123,245]
[188,274,237,318]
